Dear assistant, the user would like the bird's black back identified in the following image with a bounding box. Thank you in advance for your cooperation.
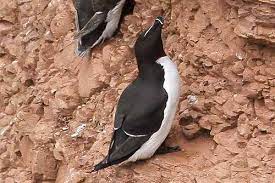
[114,63,167,135]
[75,0,135,52]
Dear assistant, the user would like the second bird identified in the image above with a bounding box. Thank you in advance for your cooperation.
[93,16,181,171]
[74,0,135,56]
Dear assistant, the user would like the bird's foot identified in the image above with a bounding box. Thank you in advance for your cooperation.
[155,145,181,155]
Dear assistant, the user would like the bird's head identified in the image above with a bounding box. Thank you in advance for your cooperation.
[134,16,166,64]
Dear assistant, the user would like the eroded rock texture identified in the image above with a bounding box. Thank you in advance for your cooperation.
[0,0,274,182]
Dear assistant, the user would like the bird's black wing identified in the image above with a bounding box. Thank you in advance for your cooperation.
[90,0,121,12]
[74,0,135,55]
[74,0,121,32]
[115,79,168,135]
[113,81,167,157]
[93,79,168,171]
[75,0,96,31]
[74,12,106,39]
[93,128,150,171]
[74,0,114,54]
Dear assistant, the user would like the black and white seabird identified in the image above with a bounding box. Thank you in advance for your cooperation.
[73,0,135,56]
[93,16,181,171]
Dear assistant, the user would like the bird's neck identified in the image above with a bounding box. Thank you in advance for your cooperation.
[137,60,164,81]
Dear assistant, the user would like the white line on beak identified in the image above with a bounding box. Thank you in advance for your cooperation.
[155,18,164,25]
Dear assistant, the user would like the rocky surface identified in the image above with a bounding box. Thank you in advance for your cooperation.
[0,0,274,182]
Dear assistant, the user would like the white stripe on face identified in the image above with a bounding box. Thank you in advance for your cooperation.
[144,23,154,37]
[144,17,164,37]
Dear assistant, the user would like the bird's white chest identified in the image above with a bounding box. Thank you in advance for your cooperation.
[126,56,181,162]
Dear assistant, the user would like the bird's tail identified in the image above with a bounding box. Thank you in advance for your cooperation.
[92,157,111,172]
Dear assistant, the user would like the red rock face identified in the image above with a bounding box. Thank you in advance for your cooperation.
[0,0,274,182]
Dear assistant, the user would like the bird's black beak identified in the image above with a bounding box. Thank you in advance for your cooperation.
[143,16,164,37]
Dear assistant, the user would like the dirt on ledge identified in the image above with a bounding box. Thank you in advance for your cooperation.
[0,0,274,182]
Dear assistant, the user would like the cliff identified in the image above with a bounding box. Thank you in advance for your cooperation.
[0,0,274,182]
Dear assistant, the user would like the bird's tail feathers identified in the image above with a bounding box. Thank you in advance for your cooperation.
[93,156,111,172]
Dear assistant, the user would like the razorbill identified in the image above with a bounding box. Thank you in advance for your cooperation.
[93,16,181,171]
[73,0,135,56]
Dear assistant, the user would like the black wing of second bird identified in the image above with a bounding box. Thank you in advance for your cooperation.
[74,0,135,55]
[94,79,168,171]
[74,0,118,54]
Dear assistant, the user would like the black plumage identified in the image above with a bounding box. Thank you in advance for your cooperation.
[73,0,135,56]
[94,17,169,171]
